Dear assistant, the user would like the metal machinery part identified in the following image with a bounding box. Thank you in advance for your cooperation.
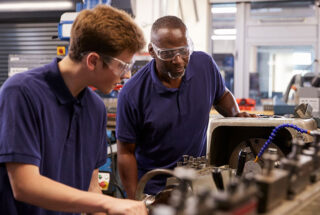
[137,117,320,214]
[146,165,258,215]
[207,116,317,167]
[254,148,289,213]
[135,169,175,202]
[280,138,313,200]
[228,138,285,175]
[140,148,320,215]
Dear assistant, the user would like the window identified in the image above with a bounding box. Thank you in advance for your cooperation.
[211,3,236,92]
[249,45,315,105]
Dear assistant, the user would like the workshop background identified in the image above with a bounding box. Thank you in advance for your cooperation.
[1,0,320,215]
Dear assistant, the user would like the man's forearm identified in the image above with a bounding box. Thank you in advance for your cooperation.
[117,153,138,199]
[7,163,115,213]
[214,90,240,117]
[7,163,147,215]
[88,169,106,215]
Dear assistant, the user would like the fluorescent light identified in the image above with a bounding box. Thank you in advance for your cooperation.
[211,35,236,40]
[0,1,73,12]
[211,7,237,14]
[214,29,236,35]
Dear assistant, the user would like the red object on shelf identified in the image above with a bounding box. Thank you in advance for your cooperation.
[236,98,256,111]
[107,113,116,118]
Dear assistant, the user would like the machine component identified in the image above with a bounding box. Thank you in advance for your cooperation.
[148,167,257,215]
[283,72,319,103]
[180,155,208,169]
[281,72,320,118]
[303,130,320,183]
[298,87,320,118]
[254,148,289,213]
[135,169,175,202]
[151,205,176,215]
[207,116,317,168]
[244,161,262,176]
[294,103,313,119]
[255,123,311,163]
[211,177,258,215]
[212,167,224,190]
[144,124,320,215]
[280,138,313,199]
[229,138,283,177]
[236,149,247,176]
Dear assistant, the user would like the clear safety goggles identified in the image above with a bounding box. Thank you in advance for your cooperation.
[81,52,133,77]
[151,40,193,61]
[100,55,133,77]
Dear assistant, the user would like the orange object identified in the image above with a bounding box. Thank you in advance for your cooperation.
[291,85,297,91]
[236,98,256,111]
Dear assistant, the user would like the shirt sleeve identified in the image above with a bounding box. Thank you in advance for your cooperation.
[211,58,226,101]
[116,91,139,143]
[95,107,108,169]
[0,84,41,166]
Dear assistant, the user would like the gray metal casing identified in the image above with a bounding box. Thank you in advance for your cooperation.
[207,116,317,166]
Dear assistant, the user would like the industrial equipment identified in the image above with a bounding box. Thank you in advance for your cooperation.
[281,72,320,117]
[137,121,320,215]
[207,115,316,169]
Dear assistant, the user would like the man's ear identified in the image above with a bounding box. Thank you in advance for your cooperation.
[86,52,99,71]
[148,43,156,58]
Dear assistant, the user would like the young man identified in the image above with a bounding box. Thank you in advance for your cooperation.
[116,16,255,199]
[0,5,147,215]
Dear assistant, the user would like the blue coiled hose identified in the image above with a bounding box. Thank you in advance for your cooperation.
[254,123,311,162]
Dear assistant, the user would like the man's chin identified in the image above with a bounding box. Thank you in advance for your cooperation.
[168,70,185,79]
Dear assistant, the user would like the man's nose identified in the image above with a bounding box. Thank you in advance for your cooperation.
[171,53,184,64]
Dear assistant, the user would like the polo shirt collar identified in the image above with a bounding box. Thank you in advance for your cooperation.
[45,58,87,106]
[150,54,195,94]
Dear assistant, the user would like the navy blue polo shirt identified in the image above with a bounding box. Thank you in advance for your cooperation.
[0,58,107,215]
[116,51,226,195]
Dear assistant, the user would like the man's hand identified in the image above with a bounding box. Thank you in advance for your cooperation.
[106,198,147,215]
[215,89,259,118]
[234,112,257,117]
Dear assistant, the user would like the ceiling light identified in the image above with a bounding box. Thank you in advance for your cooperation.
[211,35,236,40]
[0,1,74,12]
[211,7,237,14]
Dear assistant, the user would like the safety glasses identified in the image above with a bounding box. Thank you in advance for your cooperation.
[150,41,193,61]
[81,52,133,77]
[100,55,133,77]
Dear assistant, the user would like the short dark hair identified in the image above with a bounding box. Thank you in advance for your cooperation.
[69,5,146,61]
[151,16,187,35]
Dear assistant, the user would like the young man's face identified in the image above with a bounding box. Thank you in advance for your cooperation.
[150,27,191,80]
[95,50,133,94]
